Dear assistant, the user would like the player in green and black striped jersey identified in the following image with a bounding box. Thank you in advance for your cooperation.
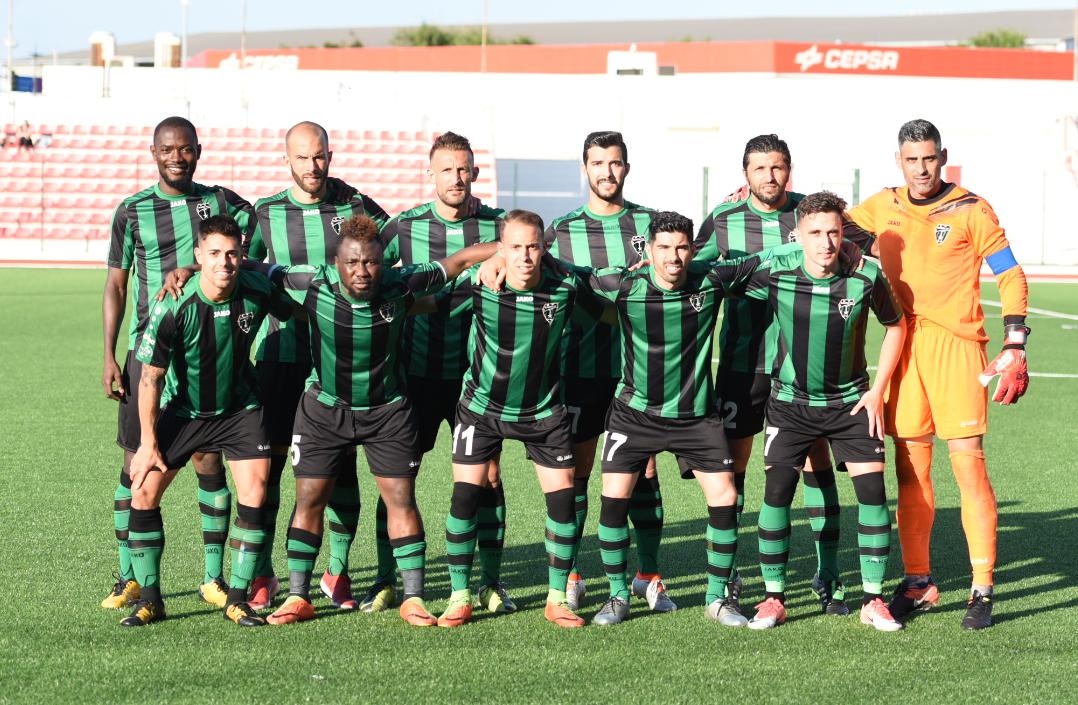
[733,192,907,633]
[543,131,673,613]
[100,116,255,613]
[439,210,609,629]
[694,134,875,620]
[370,131,509,614]
[248,215,498,628]
[579,211,799,626]
[121,215,293,628]
[242,121,391,613]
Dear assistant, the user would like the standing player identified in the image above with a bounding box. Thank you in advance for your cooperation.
[732,192,907,632]
[244,121,390,612]
[373,132,508,614]
[695,134,866,620]
[438,210,607,629]
[846,119,1030,630]
[122,215,293,627]
[101,116,254,611]
[583,212,794,626]
[544,131,673,613]
[258,216,498,627]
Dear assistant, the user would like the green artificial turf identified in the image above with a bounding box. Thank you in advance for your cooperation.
[1,271,1074,704]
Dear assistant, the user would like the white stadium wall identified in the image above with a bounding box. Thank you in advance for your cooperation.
[4,64,1078,266]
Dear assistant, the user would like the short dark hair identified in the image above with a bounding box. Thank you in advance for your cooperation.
[796,191,847,219]
[430,131,474,161]
[198,214,242,242]
[154,116,197,144]
[742,134,792,169]
[582,131,628,164]
[898,119,942,151]
[648,211,694,240]
[340,214,382,246]
[502,209,544,236]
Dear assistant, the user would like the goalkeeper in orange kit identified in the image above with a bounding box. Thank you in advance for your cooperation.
[846,119,1029,630]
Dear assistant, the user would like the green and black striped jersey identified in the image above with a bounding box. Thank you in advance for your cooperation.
[695,194,879,376]
[461,256,604,423]
[694,194,804,375]
[741,250,901,406]
[546,202,654,381]
[247,178,390,364]
[107,182,254,348]
[135,270,292,419]
[272,262,447,410]
[588,250,783,419]
[379,202,504,380]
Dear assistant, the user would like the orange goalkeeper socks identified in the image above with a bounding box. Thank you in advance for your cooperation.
[894,439,934,576]
[950,449,997,587]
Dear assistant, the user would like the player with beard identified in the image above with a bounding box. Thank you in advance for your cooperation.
[693,135,874,623]
[243,216,499,626]
[508,132,676,614]
[242,121,390,612]
[101,116,254,612]
[369,132,509,615]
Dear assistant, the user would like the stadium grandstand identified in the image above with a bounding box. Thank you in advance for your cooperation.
[2,9,1077,272]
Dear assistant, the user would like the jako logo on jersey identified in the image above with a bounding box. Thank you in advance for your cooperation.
[689,291,706,312]
[838,298,855,320]
[196,202,212,220]
[935,223,951,245]
[379,302,397,322]
[236,312,254,333]
[542,302,558,324]
[331,216,344,235]
[137,335,154,358]
[631,235,646,257]
[794,44,899,72]
[213,309,230,319]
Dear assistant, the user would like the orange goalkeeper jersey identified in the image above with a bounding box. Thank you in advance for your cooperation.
[847,183,1027,343]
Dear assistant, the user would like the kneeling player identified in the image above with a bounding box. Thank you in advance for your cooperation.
[438,210,608,629]
[736,192,908,632]
[251,215,498,627]
[124,215,294,627]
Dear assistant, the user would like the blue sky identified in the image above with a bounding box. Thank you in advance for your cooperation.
[7,0,1075,57]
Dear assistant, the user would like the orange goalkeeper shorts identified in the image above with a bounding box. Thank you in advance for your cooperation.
[885,319,989,440]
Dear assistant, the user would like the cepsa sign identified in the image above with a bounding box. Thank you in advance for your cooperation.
[792,44,900,73]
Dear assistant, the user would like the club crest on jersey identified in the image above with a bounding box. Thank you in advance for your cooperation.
[935,223,951,245]
[330,216,344,236]
[379,302,397,322]
[689,291,706,312]
[787,230,798,243]
[630,235,646,258]
[541,302,558,324]
[838,298,855,320]
[196,202,212,220]
[236,312,254,334]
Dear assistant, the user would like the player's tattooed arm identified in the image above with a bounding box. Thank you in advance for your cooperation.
[130,364,169,489]
[851,317,907,440]
[102,267,130,400]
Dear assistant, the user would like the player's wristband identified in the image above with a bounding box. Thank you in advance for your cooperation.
[1003,321,1030,348]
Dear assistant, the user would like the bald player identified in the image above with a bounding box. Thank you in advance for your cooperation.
[244,121,390,612]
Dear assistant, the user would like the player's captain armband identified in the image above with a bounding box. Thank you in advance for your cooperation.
[986,246,1019,276]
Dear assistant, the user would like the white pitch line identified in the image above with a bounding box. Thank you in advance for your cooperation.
[982,299,1078,321]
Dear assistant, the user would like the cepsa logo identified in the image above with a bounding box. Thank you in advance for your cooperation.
[793,44,900,73]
